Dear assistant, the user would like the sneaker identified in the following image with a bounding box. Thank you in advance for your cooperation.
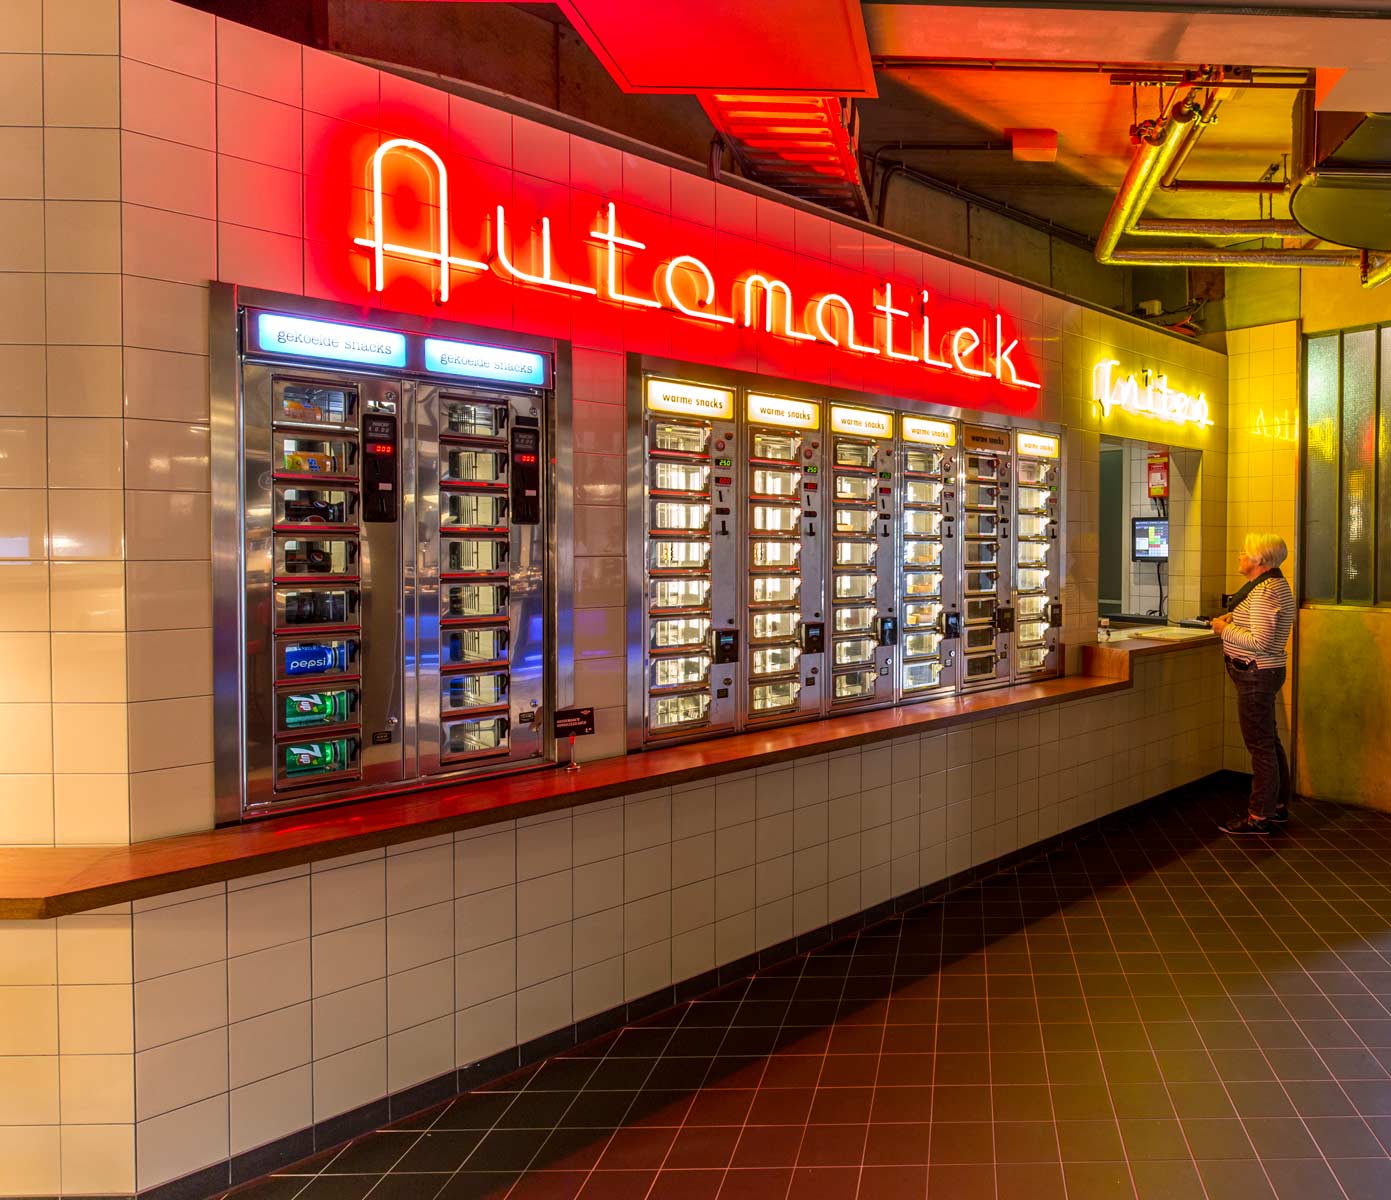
[1268,807,1290,825]
[1220,814,1274,836]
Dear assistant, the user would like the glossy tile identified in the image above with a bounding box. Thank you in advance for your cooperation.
[48,488,123,559]
[0,560,48,630]
[124,489,210,560]
[126,627,211,701]
[45,273,122,345]
[0,701,52,773]
[52,702,128,773]
[48,416,122,489]
[0,488,47,559]
[60,1124,135,1196]
[44,0,119,53]
[0,772,54,843]
[123,418,210,491]
[126,694,213,773]
[128,761,215,841]
[53,771,129,843]
[43,53,119,127]
[46,345,123,416]
[124,559,211,630]
[0,345,45,414]
[0,630,48,701]
[51,631,126,701]
[49,560,123,630]
[0,199,44,272]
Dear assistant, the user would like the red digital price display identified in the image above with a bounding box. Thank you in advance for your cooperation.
[515,453,538,465]
[368,443,394,454]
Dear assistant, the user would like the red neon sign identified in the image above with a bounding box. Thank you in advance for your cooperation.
[352,138,1040,394]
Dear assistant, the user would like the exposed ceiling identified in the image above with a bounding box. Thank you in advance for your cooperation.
[858,2,1391,241]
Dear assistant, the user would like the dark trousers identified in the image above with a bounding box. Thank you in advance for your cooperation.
[1227,661,1291,819]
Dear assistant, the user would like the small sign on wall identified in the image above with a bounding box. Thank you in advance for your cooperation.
[1148,451,1170,499]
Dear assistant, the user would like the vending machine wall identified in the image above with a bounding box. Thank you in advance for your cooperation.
[215,300,564,821]
[1012,431,1064,678]
[827,406,897,710]
[899,416,961,700]
[959,424,1014,691]
[745,394,824,725]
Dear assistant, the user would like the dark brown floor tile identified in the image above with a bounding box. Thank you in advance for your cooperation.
[1305,1116,1387,1158]
[1118,1118,1190,1161]
[435,1174,522,1200]
[1165,1081,1237,1120]
[869,1086,932,1123]
[1061,1161,1137,1200]
[1264,1159,1348,1200]
[758,1055,823,1089]
[1056,1120,1125,1162]
[993,1120,1059,1164]
[715,1167,792,1200]
[1108,1084,1175,1121]
[664,1127,741,1172]
[1049,1085,1116,1122]
[577,1170,656,1200]
[853,1166,924,1200]
[875,1054,937,1087]
[730,1126,804,1169]
[507,1172,588,1200]
[1129,1159,1205,1200]
[795,1124,867,1168]
[684,1091,755,1127]
[596,1127,677,1171]
[648,1170,726,1200]
[926,1163,994,1200]
[1178,1116,1256,1161]
[784,1167,858,1200]
[996,1162,1066,1200]
[809,1087,873,1125]
[1241,1117,1322,1160]
[1330,1158,1391,1200]
[1194,1161,1278,1200]
[863,1121,932,1165]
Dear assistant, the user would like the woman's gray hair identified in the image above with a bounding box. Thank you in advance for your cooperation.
[1242,532,1288,568]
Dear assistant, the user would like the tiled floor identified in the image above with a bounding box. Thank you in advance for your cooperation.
[228,781,1391,1200]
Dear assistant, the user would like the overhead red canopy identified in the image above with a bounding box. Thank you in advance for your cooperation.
[410,0,877,97]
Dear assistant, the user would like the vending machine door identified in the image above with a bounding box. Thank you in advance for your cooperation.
[1012,431,1063,679]
[827,406,896,711]
[959,424,1013,691]
[417,384,548,775]
[898,416,961,701]
[243,365,407,814]
[745,394,824,725]
[641,379,740,741]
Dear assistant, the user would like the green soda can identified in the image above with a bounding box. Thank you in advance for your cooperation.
[284,690,348,729]
[284,738,351,778]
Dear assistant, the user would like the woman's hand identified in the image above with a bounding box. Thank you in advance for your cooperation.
[1210,614,1231,633]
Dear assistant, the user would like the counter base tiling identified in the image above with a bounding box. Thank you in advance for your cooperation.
[0,639,1222,1200]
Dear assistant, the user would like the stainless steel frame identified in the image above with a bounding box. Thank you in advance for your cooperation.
[960,423,1015,692]
[1011,430,1064,680]
[211,285,573,824]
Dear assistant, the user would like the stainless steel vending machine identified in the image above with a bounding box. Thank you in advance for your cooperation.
[959,424,1014,691]
[216,301,562,821]
[1012,430,1063,678]
[898,415,961,701]
[827,405,897,711]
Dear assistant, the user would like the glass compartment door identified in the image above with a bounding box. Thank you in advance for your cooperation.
[960,425,1013,691]
[1012,431,1062,679]
[745,394,823,724]
[899,417,960,700]
[641,379,739,740]
[418,384,548,772]
[828,406,896,710]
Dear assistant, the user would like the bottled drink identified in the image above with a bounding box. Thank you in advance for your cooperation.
[283,690,349,729]
[283,738,352,777]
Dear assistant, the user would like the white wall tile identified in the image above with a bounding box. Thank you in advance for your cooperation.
[228,1002,310,1090]
[386,901,453,976]
[58,982,131,1054]
[133,893,225,981]
[230,1065,312,1157]
[455,995,514,1067]
[61,1123,135,1195]
[313,978,385,1060]
[227,876,309,958]
[388,1013,453,1093]
[386,843,453,915]
[311,920,384,998]
[312,1039,385,1122]
[310,858,385,936]
[135,1025,227,1120]
[136,1092,228,1191]
[135,959,226,1050]
[455,885,515,954]
[387,958,453,1036]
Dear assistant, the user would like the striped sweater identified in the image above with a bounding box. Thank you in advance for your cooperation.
[1222,571,1295,669]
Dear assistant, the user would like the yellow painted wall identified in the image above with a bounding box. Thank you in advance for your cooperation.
[1223,322,1300,774]
[1303,269,1391,335]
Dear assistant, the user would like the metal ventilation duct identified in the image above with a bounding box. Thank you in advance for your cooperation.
[1290,100,1391,253]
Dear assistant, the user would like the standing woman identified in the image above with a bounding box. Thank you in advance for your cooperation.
[1211,533,1297,835]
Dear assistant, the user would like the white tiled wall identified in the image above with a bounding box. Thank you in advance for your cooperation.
[0,646,1224,1196]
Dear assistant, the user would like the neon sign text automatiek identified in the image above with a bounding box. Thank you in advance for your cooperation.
[353,139,1041,393]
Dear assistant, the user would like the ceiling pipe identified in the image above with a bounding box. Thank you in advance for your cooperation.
[1094,93,1201,265]
[1363,251,1391,288]
[1164,179,1288,194]
[1107,246,1361,267]
[1129,217,1306,237]
[1159,89,1222,191]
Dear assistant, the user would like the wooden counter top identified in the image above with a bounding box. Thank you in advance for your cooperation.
[1080,630,1220,679]
[0,652,1213,920]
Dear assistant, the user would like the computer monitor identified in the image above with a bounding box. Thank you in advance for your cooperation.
[1132,517,1169,562]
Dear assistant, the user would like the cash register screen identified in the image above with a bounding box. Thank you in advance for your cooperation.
[1132,518,1169,562]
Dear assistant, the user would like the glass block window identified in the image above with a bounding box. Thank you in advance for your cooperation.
[1303,327,1390,605]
